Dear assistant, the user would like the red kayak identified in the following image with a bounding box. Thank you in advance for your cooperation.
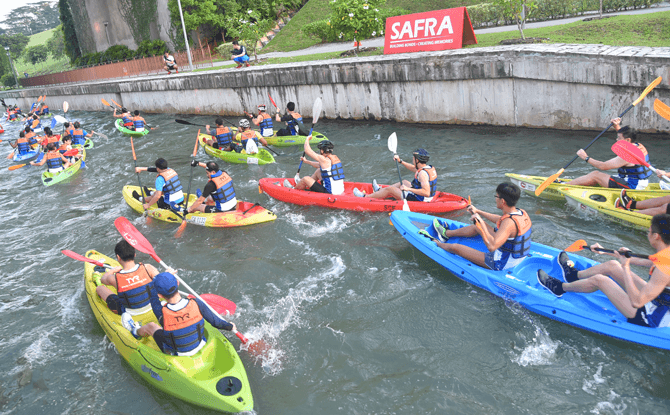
[259,178,469,213]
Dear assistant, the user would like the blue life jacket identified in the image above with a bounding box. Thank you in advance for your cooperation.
[213,127,232,147]
[71,129,86,146]
[133,118,145,130]
[158,169,183,198]
[287,113,302,136]
[617,143,652,186]
[259,113,273,136]
[497,209,532,259]
[122,115,133,126]
[16,138,31,154]
[115,264,155,310]
[410,166,438,201]
[209,171,236,210]
[45,152,63,169]
[162,299,205,354]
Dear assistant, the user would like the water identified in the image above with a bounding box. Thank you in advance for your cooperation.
[2,111,670,415]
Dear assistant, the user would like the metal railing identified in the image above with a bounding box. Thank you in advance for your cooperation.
[20,46,214,88]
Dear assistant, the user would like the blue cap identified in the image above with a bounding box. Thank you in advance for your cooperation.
[153,272,178,296]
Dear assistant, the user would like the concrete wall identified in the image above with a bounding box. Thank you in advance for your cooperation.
[3,44,670,132]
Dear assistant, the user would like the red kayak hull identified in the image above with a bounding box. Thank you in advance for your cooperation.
[259,178,468,213]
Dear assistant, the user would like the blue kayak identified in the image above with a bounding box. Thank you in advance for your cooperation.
[390,210,670,350]
[12,147,40,162]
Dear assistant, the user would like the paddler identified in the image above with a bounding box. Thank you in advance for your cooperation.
[431,182,532,271]
[187,161,238,213]
[131,110,148,132]
[121,272,238,356]
[40,127,60,150]
[135,158,185,213]
[30,142,72,172]
[275,101,305,136]
[569,118,651,190]
[538,214,670,329]
[235,119,267,154]
[91,240,164,316]
[10,130,38,155]
[353,148,437,201]
[204,117,239,152]
[36,102,49,115]
[288,139,345,195]
[28,114,43,133]
[71,121,95,147]
[617,185,670,215]
[246,104,274,138]
[113,107,134,129]
[62,122,74,139]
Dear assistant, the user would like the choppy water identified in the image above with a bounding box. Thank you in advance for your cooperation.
[2,111,670,415]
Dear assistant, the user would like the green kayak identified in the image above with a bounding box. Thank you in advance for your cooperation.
[198,133,275,165]
[73,138,94,150]
[115,119,149,137]
[228,126,328,147]
[42,149,86,186]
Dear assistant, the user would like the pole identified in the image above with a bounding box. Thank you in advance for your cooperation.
[176,0,193,71]
[4,47,19,88]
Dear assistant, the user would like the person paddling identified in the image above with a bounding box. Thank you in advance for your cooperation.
[40,127,60,150]
[235,119,267,154]
[538,214,670,329]
[10,130,38,155]
[275,102,305,136]
[569,118,651,190]
[71,121,95,147]
[353,148,437,201]
[92,240,164,317]
[30,142,72,173]
[62,122,75,139]
[36,102,49,116]
[135,158,185,213]
[113,107,134,129]
[288,140,345,195]
[431,183,532,271]
[247,104,274,137]
[204,118,239,152]
[186,161,238,213]
[131,110,149,132]
[121,272,238,356]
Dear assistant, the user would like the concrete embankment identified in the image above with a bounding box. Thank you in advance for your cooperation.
[2,44,670,133]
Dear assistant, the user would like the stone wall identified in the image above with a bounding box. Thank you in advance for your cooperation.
[3,44,670,132]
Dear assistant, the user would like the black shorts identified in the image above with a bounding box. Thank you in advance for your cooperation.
[608,176,630,189]
[666,204,670,215]
[309,181,329,193]
[106,294,124,315]
[627,307,652,327]
[406,193,420,202]
[152,329,172,353]
[276,128,292,137]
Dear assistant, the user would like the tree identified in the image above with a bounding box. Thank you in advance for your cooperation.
[167,0,228,47]
[223,5,275,62]
[0,33,30,59]
[0,2,60,36]
[24,44,49,65]
[46,25,66,60]
[493,0,537,40]
[328,0,386,51]
[58,0,81,62]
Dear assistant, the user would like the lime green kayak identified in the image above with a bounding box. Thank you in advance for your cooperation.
[198,133,275,165]
[229,126,328,147]
[73,138,94,150]
[506,173,666,201]
[41,149,86,186]
[83,250,254,413]
[115,119,149,137]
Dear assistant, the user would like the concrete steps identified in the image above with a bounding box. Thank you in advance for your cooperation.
[256,16,291,50]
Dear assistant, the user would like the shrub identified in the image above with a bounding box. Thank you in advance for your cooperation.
[303,20,337,42]
[1,72,15,87]
[101,45,133,63]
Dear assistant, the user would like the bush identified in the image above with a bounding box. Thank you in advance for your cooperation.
[303,20,337,42]
[101,45,133,63]
[1,72,15,87]
[135,39,168,58]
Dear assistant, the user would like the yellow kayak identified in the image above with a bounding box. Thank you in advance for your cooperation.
[122,185,277,227]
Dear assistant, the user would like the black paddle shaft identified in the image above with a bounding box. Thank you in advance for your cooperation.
[560,103,635,171]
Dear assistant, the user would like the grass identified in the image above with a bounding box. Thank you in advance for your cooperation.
[471,12,670,48]
[14,27,73,78]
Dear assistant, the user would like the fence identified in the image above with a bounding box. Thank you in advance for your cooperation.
[20,46,214,88]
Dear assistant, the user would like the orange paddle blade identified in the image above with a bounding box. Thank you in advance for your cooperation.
[654,99,670,122]
[101,98,111,107]
[632,76,662,106]
[111,99,122,108]
[8,163,26,170]
[535,168,564,196]
[565,239,588,252]
[649,246,670,276]
[174,217,188,238]
[130,137,137,161]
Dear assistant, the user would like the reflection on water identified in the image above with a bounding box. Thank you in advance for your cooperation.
[1,111,670,414]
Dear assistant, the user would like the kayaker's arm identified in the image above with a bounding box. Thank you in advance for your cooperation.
[577,149,629,170]
[188,196,206,213]
[195,298,236,331]
[395,156,418,173]
[256,131,268,147]
[483,218,517,253]
[590,244,653,267]
[404,169,431,197]
[300,157,319,168]
[303,137,321,161]
[621,257,670,309]
[100,267,122,286]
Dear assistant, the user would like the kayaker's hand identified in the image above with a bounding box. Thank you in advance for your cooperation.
[191,159,198,167]
[590,243,604,253]
[576,149,588,160]
[467,204,478,215]
[231,323,237,332]
[142,203,150,210]
[135,167,141,173]
[611,117,622,128]
[656,169,668,178]
[471,213,482,225]
[165,267,177,276]
[393,155,401,163]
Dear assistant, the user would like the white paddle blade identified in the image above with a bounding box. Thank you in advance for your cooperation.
[63,101,69,112]
[387,132,397,153]
[312,97,323,125]
[402,199,410,212]
[53,115,67,124]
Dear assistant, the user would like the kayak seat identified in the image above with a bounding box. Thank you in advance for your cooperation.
[509,255,555,281]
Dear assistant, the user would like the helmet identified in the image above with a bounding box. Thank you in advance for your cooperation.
[239,119,250,128]
[317,140,334,152]
[121,107,128,112]
[257,104,266,111]
[412,148,430,163]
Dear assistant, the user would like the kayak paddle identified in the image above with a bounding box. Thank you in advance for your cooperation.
[564,240,670,275]
[63,101,69,113]
[129,137,149,216]
[268,94,278,114]
[175,119,207,127]
[295,97,323,182]
[387,132,410,212]
[654,99,670,122]
[113,216,250,343]
[611,141,670,184]
[111,99,122,108]
[535,76,662,196]
[61,249,236,315]
[175,130,200,238]
[8,163,27,171]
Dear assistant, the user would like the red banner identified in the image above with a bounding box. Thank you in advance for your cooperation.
[384,7,477,55]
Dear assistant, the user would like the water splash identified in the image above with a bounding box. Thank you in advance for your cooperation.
[284,212,352,237]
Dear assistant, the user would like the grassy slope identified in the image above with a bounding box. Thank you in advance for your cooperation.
[261,0,483,53]
[16,27,72,77]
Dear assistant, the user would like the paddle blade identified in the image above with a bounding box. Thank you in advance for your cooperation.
[654,99,670,122]
[63,101,69,113]
[114,216,161,262]
[565,239,588,252]
[101,98,111,107]
[312,97,323,126]
[54,115,67,124]
[175,119,195,126]
[632,76,662,106]
[61,249,106,267]
[268,94,277,108]
[649,246,670,276]
[63,149,79,157]
[111,99,122,108]
[174,219,188,238]
[535,169,564,196]
[611,141,650,167]
[402,199,410,212]
[187,293,237,315]
[8,163,26,171]
[387,132,397,153]
[130,137,138,161]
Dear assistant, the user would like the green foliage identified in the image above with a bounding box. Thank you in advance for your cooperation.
[0,34,30,59]
[303,6,407,42]
[327,0,386,45]
[118,0,158,45]
[223,5,276,60]
[0,2,60,36]
[24,44,49,65]
[167,0,229,40]
[492,0,538,39]
[100,45,134,63]
[46,26,66,60]
[59,0,81,62]
[135,39,168,57]
[1,73,16,87]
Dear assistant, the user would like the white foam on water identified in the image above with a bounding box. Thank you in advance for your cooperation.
[9,331,57,376]
[508,304,559,366]
[240,254,347,376]
[583,363,607,395]
[284,212,352,237]
[590,390,628,415]
[57,284,85,323]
